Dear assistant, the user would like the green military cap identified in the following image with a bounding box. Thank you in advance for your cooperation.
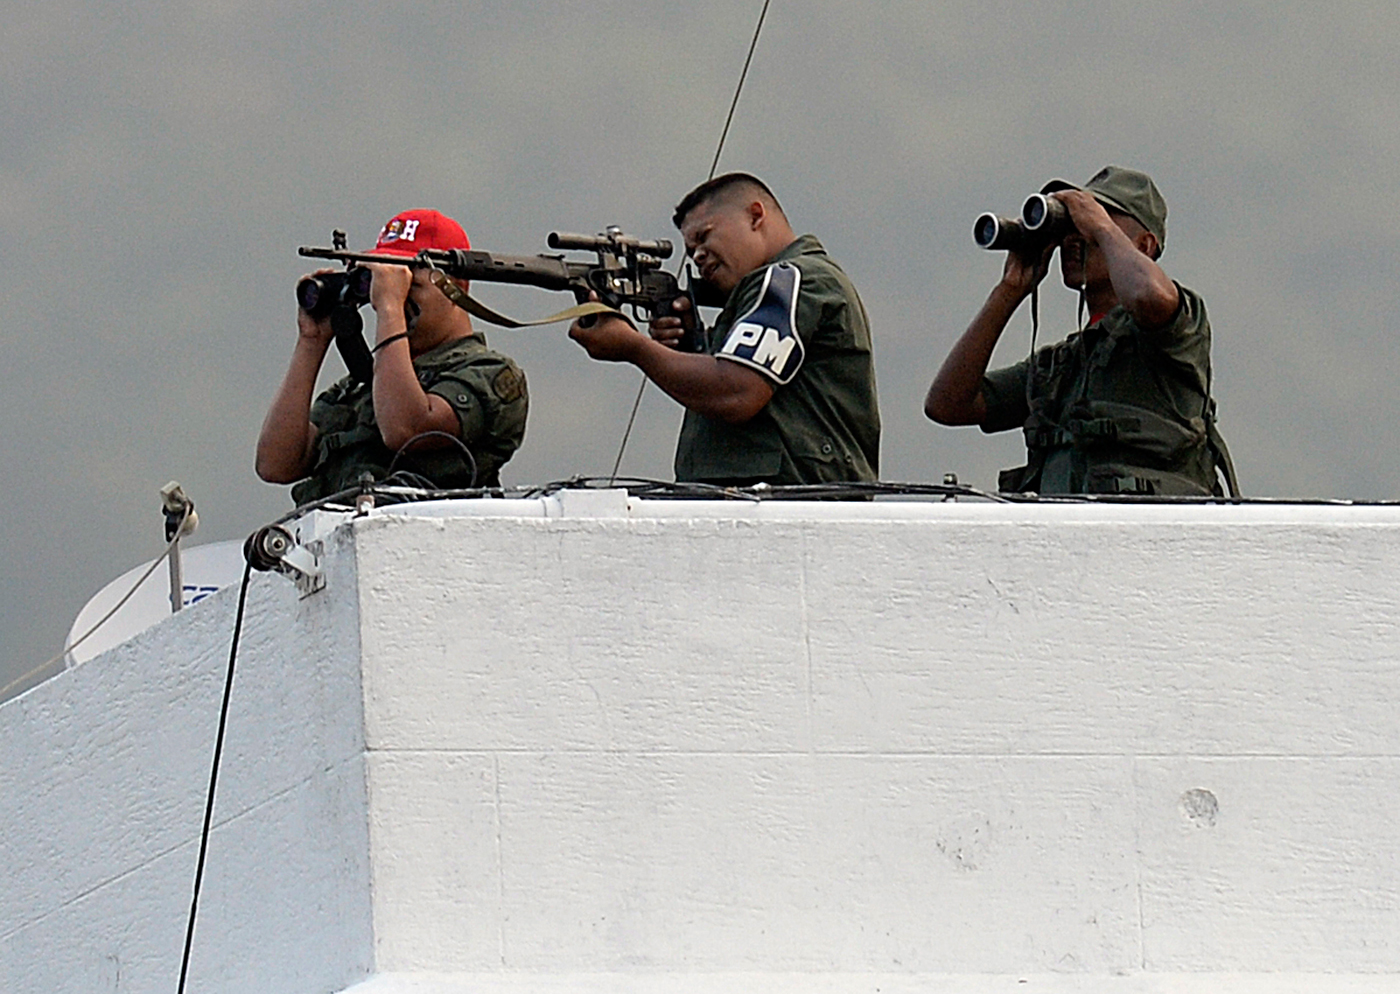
[1042,165,1168,252]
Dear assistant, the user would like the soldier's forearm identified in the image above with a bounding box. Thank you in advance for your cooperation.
[1098,230,1178,329]
[926,283,1020,425]
[632,338,773,424]
[256,338,329,482]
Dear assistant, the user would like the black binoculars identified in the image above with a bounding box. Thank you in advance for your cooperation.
[973,193,1074,253]
[296,267,375,319]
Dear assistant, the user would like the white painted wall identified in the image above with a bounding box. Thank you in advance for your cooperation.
[4,496,1400,993]
[0,522,372,994]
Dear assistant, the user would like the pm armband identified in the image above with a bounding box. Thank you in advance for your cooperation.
[716,262,805,385]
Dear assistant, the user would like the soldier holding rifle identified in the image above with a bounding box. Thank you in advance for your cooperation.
[569,173,881,487]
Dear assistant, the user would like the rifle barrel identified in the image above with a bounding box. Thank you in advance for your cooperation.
[298,246,582,293]
[297,247,423,268]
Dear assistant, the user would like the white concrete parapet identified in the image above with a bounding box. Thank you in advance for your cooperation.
[3,496,1400,993]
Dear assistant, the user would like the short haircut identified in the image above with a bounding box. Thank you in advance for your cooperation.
[672,172,785,229]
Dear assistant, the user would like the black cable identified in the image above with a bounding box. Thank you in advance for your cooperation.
[384,470,442,492]
[386,429,478,488]
[609,0,774,482]
[278,476,1400,512]
[176,559,253,994]
[709,0,774,181]
[608,385,647,486]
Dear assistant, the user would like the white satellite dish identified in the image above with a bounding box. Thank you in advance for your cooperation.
[64,540,247,667]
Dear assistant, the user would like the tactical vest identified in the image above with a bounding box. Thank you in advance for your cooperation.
[291,335,528,505]
[997,302,1237,497]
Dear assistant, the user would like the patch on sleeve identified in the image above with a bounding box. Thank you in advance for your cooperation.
[492,365,525,403]
[716,262,805,385]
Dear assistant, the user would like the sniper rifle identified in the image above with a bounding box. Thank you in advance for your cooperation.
[299,226,707,382]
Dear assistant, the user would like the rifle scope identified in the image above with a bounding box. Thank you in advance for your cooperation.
[548,231,674,259]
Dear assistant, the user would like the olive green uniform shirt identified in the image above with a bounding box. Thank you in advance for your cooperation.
[674,235,880,485]
[981,283,1222,495]
[291,334,527,505]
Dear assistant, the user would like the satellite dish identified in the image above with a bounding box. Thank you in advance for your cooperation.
[65,540,247,667]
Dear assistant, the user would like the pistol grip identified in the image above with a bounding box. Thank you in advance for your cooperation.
[677,308,703,353]
[661,286,704,353]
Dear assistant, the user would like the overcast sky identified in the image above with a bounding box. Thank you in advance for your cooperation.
[3,1,1399,693]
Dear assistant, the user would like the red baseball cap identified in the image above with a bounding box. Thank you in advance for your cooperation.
[368,209,471,256]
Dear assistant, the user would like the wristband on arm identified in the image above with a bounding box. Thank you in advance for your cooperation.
[371,332,410,354]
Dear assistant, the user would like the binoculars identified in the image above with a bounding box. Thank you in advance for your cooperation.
[973,193,1073,253]
[296,267,374,319]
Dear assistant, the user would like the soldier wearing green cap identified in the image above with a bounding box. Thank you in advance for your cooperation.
[925,166,1237,496]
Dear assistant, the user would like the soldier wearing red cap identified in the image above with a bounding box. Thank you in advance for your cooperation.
[925,166,1235,496]
[257,209,528,503]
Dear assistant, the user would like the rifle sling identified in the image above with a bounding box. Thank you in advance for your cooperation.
[429,270,622,328]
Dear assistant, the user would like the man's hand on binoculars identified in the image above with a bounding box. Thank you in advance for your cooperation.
[999,240,1055,299]
[1052,190,1116,243]
[295,268,338,345]
[366,263,413,314]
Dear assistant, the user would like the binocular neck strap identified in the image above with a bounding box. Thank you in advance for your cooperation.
[331,306,373,385]
[1023,285,1041,409]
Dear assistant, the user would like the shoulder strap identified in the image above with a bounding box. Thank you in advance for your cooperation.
[1201,353,1241,498]
[429,270,618,328]
[1205,402,1241,498]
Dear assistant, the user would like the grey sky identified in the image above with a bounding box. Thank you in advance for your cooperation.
[3,2,1398,691]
